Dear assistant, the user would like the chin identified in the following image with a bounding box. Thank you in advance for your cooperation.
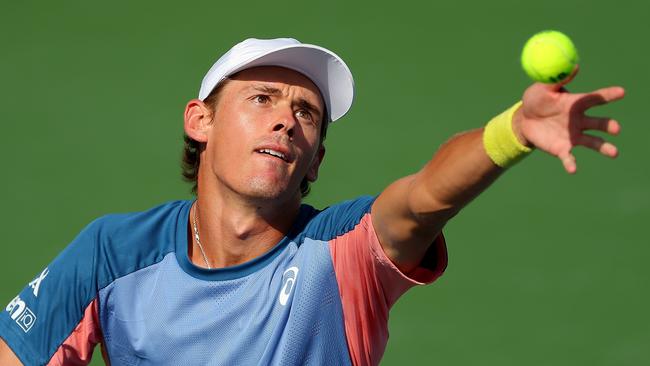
[245,176,296,200]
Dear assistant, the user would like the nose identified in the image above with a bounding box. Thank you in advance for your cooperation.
[271,108,296,139]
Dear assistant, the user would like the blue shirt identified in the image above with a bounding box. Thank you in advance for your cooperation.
[1,196,446,365]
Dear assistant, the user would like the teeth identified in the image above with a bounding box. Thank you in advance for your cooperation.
[258,149,286,160]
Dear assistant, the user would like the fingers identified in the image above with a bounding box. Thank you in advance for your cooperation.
[582,117,621,135]
[557,131,619,174]
[574,134,619,158]
[558,151,577,174]
[575,86,626,110]
[591,86,626,104]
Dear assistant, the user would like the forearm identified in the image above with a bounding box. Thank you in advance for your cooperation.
[405,101,533,233]
[408,128,504,228]
[374,78,624,272]
[373,126,510,272]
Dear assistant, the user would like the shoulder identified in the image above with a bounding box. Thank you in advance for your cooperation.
[89,199,190,244]
[0,200,193,365]
[61,199,192,286]
[296,195,376,242]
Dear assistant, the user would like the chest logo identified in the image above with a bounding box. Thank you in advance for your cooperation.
[279,266,299,306]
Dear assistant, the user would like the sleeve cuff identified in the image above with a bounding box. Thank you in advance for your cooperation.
[369,230,448,286]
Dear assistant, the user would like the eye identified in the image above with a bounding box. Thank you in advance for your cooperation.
[295,109,314,121]
[252,95,271,104]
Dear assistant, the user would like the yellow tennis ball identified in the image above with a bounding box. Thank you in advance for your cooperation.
[521,30,579,83]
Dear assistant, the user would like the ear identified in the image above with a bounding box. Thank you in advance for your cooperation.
[306,145,326,182]
[184,99,213,143]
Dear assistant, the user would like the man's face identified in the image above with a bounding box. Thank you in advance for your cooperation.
[199,66,325,202]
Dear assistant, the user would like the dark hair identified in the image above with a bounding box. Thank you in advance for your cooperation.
[181,81,329,197]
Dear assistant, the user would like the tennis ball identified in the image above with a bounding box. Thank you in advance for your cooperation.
[521,30,579,83]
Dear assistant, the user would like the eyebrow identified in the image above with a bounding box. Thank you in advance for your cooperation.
[250,84,323,119]
[251,85,282,95]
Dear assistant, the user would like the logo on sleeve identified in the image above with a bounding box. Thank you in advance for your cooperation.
[29,267,49,297]
[278,266,299,306]
[6,295,37,333]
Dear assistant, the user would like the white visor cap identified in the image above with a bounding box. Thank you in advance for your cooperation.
[198,38,354,123]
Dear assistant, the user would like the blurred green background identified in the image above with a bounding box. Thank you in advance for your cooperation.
[1,0,648,364]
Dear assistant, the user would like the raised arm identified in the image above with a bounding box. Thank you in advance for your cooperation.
[372,69,625,272]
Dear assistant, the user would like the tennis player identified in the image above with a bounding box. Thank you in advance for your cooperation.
[0,38,624,365]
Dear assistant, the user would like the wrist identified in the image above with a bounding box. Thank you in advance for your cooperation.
[511,106,533,148]
[482,101,533,168]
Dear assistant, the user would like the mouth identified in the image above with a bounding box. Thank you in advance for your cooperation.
[256,148,289,162]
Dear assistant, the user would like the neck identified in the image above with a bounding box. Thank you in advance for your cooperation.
[189,184,301,269]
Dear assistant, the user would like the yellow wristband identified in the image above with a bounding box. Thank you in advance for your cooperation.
[483,101,532,168]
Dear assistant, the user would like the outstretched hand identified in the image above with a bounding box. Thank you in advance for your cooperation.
[512,66,626,173]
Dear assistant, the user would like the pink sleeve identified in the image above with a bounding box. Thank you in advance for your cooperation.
[329,213,447,366]
[47,299,105,366]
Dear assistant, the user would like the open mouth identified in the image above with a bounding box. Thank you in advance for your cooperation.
[256,148,288,162]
